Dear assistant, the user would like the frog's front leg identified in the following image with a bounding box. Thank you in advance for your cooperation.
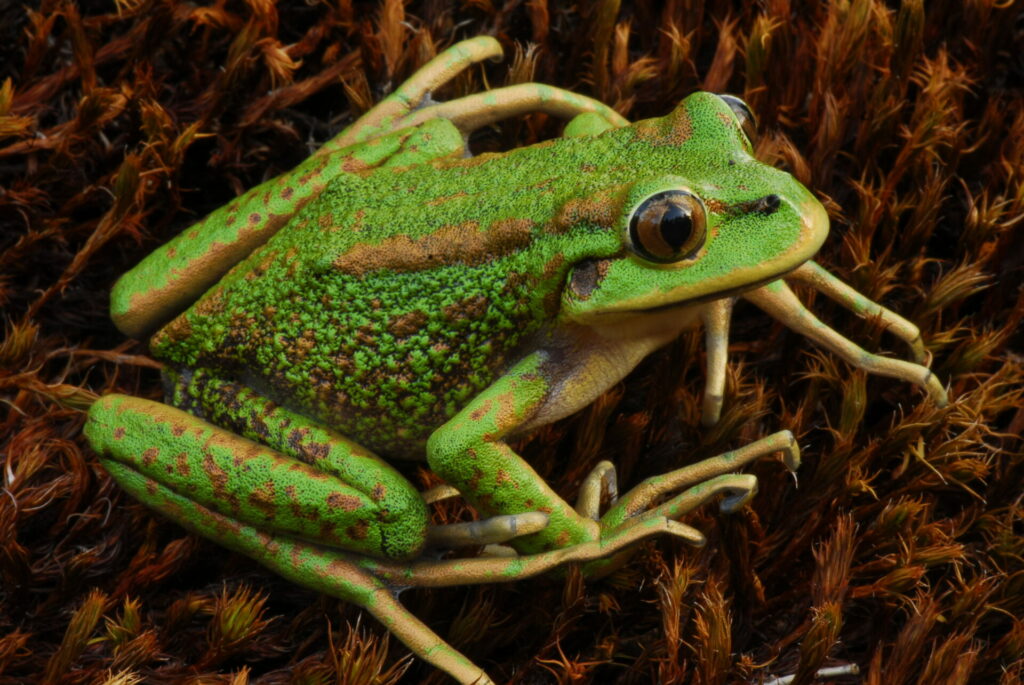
[427,342,795,564]
[698,261,948,427]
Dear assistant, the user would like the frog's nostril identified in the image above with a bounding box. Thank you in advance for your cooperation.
[758,194,781,215]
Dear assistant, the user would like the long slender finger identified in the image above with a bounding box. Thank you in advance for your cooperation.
[397,82,629,134]
[426,512,549,548]
[701,298,734,427]
[743,280,948,406]
[787,261,927,363]
[323,36,505,151]
[640,473,760,520]
[602,430,798,526]
[575,460,617,519]
[364,514,702,587]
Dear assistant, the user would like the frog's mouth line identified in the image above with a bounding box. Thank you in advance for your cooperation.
[615,266,800,316]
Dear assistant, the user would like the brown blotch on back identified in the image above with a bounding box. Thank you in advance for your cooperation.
[248,481,277,516]
[542,254,566,280]
[426,190,469,206]
[346,521,370,540]
[442,294,489,322]
[387,310,428,338]
[331,217,535,277]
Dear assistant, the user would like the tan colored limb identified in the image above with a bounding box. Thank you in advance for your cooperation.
[426,512,549,548]
[787,261,927,363]
[397,82,629,135]
[642,473,759,520]
[366,514,705,587]
[743,280,948,406]
[422,483,461,504]
[575,460,617,519]
[700,298,735,427]
[363,584,495,685]
[602,430,798,524]
[324,36,504,152]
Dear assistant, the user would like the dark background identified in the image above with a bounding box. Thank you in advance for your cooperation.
[1,1,1022,683]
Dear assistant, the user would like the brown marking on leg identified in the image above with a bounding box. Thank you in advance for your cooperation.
[141,447,159,466]
[327,493,363,512]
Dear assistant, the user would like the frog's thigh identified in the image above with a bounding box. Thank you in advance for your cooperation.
[85,394,429,561]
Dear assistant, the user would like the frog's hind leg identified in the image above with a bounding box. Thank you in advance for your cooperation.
[85,393,699,683]
[86,392,432,561]
[167,369,554,553]
[330,37,628,151]
[325,36,505,150]
[743,279,948,406]
[87,431,494,685]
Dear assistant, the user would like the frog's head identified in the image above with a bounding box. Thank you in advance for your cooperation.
[561,91,828,322]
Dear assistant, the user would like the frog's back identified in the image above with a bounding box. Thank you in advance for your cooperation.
[149,133,634,458]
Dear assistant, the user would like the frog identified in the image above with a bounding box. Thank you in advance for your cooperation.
[84,37,948,684]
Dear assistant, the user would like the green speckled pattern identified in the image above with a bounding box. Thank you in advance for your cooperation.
[149,93,821,459]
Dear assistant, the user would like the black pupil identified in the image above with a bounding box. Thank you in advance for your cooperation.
[660,204,693,251]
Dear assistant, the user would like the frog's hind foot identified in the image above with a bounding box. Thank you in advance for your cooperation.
[744,268,948,407]
[598,430,799,538]
[332,36,627,151]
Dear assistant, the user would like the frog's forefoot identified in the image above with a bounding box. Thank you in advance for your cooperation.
[698,261,947,428]
[579,431,798,547]
[740,264,949,408]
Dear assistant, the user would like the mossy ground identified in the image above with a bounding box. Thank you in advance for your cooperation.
[1,2,1022,684]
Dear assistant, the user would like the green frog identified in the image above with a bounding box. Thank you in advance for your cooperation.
[84,37,947,684]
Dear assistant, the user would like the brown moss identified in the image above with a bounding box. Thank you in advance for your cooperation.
[1,1,1022,684]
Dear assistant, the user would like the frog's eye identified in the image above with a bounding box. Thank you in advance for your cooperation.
[716,94,757,145]
[628,190,707,264]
